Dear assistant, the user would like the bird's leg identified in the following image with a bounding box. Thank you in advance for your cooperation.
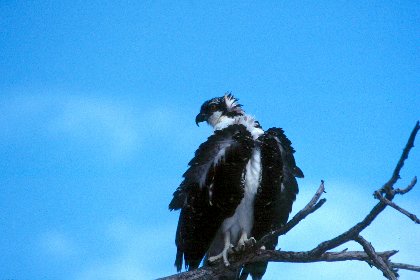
[208,232,234,266]
[237,231,247,250]
[236,231,256,251]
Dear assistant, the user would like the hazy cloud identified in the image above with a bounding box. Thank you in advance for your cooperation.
[50,95,141,159]
[39,231,79,258]
[75,219,174,280]
[0,91,189,161]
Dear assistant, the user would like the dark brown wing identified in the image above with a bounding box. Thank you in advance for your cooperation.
[169,124,254,271]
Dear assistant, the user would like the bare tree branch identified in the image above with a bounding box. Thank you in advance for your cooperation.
[158,250,400,280]
[310,121,420,257]
[245,249,399,264]
[354,235,397,280]
[391,263,420,273]
[375,190,420,224]
[394,176,417,195]
[380,121,419,198]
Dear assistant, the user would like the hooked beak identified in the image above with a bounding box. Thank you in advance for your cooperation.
[195,112,207,126]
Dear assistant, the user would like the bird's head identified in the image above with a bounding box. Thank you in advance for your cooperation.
[195,93,244,128]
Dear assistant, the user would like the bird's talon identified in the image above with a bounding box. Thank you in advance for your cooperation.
[246,237,256,246]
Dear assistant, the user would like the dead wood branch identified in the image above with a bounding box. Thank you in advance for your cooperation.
[391,263,420,273]
[159,250,400,280]
[375,190,420,224]
[394,176,417,195]
[354,235,398,280]
[380,121,419,198]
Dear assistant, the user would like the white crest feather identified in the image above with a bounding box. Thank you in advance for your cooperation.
[224,93,242,113]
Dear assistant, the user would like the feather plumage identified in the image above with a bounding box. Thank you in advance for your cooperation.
[170,94,303,280]
[170,124,254,271]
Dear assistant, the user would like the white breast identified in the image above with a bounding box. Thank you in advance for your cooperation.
[220,134,262,244]
[209,115,263,251]
[238,147,262,232]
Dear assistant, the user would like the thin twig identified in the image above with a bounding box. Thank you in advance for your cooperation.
[391,262,420,273]
[395,176,417,195]
[380,121,419,198]
[375,192,420,224]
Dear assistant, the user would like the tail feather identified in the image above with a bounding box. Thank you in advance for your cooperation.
[175,248,183,272]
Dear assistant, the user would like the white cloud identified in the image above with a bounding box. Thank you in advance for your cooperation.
[77,258,153,280]
[39,231,79,258]
[75,219,175,280]
[50,95,141,159]
[0,90,191,161]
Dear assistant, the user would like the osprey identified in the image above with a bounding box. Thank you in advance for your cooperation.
[169,93,303,279]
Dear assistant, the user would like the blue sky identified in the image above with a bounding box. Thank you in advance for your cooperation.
[0,1,419,279]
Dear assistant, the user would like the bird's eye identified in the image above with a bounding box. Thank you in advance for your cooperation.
[210,105,217,111]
